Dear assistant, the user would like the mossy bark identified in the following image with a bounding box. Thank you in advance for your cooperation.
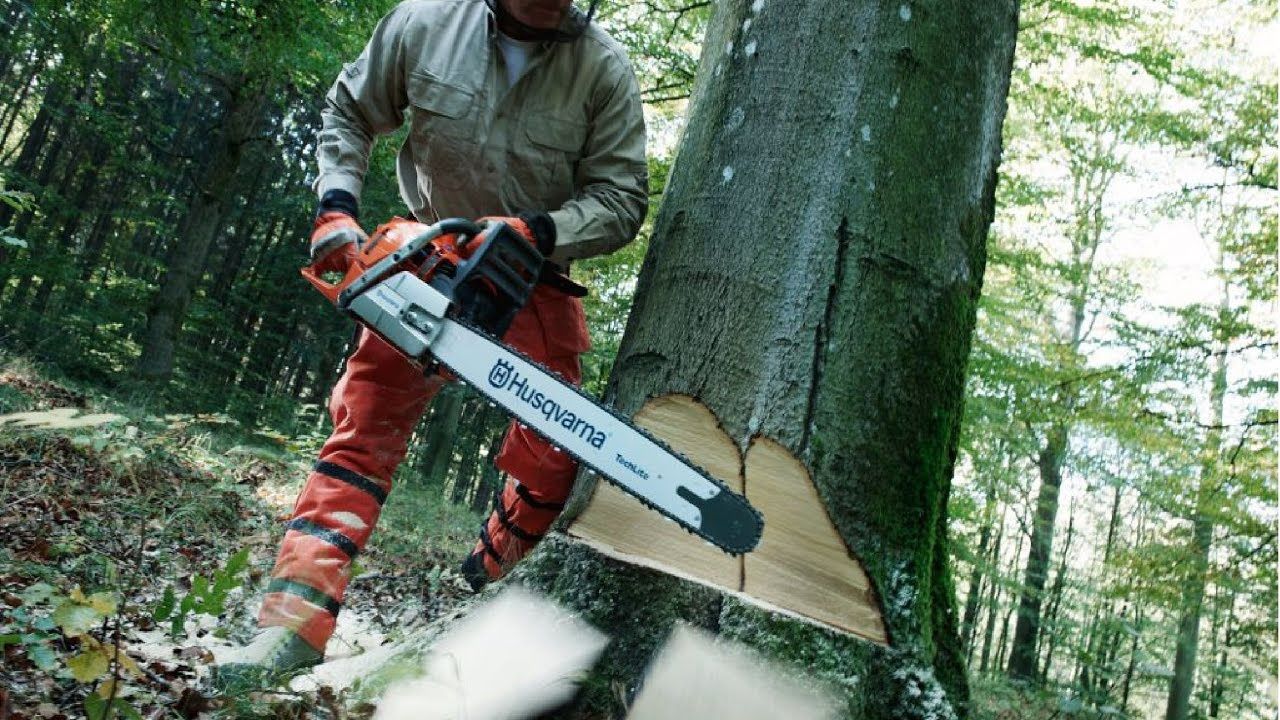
[516,1,1020,718]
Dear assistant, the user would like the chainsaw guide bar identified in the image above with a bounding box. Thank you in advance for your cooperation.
[305,220,764,555]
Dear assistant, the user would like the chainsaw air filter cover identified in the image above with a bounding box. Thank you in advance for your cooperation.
[431,222,545,338]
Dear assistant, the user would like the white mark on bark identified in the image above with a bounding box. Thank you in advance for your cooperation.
[745,40,757,56]
[747,414,761,436]
[722,166,735,183]
[725,41,734,55]
[752,0,765,13]
[742,18,752,32]
[868,179,876,192]
[891,665,959,719]
[861,125,872,142]
[890,92,899,108]
[726,107,745,131]
[715,63,723,77]
[899,4,912,21]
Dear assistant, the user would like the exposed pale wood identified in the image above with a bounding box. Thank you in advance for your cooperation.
[568,394,742,590]
[743,438,887,644]
[568,394,887,645]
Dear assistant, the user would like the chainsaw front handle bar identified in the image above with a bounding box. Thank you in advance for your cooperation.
[301,217,483,307]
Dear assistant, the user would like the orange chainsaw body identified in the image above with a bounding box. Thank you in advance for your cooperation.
[301,218,462,304]
[300,217,545,343]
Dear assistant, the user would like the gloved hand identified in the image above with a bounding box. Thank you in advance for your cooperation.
[477,210,556,256]
[309,190,366,274]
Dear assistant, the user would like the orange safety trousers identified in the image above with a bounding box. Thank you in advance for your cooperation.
[259,284,590,651]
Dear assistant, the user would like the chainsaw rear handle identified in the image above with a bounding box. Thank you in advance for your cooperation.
[300,218,484,306]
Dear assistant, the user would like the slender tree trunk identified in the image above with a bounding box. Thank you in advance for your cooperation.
[962,492,997,661]
[1007,424,1068,680]
[978,512,1005,674]
[1039,509,1074,681]
[417,385,465,490]
[0,46,44,154]
[135,79,270,381]
[1165,512,1213,719]
[450,397,489,503]
[1165,278,1230,720]
[996,526,1025,673]
[0,76,55,226]
[1121,603,1142,712]
[1207,591,1235,718]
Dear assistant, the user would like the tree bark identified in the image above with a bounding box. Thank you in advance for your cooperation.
[417,385,466,490]
[503,2,1020,716]
[1007,424,1067,680]
[1207,590,1234,718]
[995,525,1024,673]
[1037,508,1074,681]
[135,79,270,381]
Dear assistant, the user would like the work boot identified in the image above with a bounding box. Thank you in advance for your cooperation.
[211,626,323,693]
[459,552,491,593]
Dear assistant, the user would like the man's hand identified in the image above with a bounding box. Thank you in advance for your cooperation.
[309,212,367,275]
[478,211,557,256]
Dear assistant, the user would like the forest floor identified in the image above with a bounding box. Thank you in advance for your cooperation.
[0,358,1068,720]
[0,360,484,719]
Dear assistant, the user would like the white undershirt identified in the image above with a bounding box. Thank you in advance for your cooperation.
[496,31,538,89]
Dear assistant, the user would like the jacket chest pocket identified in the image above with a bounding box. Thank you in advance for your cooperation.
[508,114,587,205]
[408,71,478,191]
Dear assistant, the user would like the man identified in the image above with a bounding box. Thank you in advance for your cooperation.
[216,0,647,684]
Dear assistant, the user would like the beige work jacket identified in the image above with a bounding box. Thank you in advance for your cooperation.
[315,0,649,263]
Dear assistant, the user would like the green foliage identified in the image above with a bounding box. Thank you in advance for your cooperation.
[955,0,1275,717]
[0,583,143,717]
[153,548,251,639]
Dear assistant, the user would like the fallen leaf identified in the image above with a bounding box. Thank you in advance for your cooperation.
[67,647,110,682]
[176,646,213,664]
[52,600,102,636]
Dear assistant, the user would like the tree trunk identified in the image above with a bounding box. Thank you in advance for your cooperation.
[0,77,56,228]
[995,526,1025,674]
[961,492,997,662]
[1038,508,1074,681]
[1165,511,1213,719]
[978,511,1005,674]
[1207,590,1235,718]
[135,79,270,381]
[1121,603,1142,712]
[495,2,1019,716]
[1007,424,1068,680]
[1164,275,1230,720]
[417,385,465,490]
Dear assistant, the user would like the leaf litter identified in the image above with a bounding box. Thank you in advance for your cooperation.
[0,369,480,718]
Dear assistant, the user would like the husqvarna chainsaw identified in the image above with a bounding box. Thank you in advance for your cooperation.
[302,218,762,555]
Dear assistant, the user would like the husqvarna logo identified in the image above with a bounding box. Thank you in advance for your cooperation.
[486,357,607,450]
[489,359,514,388]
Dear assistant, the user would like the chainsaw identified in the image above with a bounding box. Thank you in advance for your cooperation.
[302,218,763,555]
